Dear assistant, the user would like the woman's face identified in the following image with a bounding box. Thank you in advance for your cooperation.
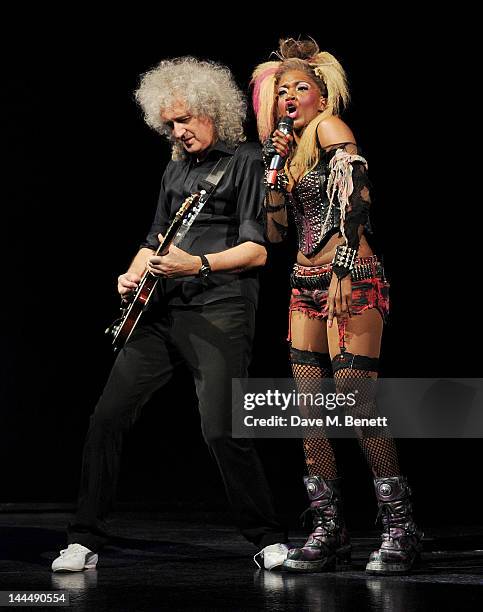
[276,69,326,132]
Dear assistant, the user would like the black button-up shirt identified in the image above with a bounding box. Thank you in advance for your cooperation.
[140,141,266,307]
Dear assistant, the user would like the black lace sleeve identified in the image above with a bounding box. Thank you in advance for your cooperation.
[345,159,371,251]
[326,143,371,252]
[261,138,289,243]
[264,189,288,243]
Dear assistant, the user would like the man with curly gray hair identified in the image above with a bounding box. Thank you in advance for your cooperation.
[51,56,290,573]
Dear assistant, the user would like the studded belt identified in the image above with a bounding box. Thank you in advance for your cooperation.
[291,256,383,290]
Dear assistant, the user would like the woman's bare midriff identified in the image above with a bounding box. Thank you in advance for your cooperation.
[296,230,372,266]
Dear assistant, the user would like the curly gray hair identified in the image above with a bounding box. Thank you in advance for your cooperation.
[135,56,246,160]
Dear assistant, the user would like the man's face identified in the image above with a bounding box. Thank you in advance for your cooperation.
[161,101,216,156]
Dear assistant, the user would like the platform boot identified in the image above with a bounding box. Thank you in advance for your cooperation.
[366,476,423,574]
[283,476,351,572]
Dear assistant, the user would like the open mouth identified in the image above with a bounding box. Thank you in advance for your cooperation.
[286,103,298,119]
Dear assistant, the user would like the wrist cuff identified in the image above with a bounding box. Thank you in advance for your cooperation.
[331,245,357,280]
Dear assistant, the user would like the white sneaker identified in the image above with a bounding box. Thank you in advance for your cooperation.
[51,543,98,572]
[253,543,292,570]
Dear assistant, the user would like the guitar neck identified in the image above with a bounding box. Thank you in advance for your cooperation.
[153,220,181,257]
[140,192,200,284]
[107,192,201,349]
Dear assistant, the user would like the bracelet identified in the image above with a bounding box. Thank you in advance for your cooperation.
[263,168,288,192]
[331,244,358,279]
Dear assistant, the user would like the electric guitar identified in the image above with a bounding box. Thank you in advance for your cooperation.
[105,191,201,350]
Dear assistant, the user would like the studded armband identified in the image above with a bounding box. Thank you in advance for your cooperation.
[331,244,357,280]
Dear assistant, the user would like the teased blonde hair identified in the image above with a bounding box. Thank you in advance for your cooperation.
[251,39,350,171]
[135,56,246,160]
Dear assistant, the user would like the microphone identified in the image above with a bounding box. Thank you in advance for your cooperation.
[266,116,294,187]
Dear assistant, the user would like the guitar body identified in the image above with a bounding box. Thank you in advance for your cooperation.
[108,273,158,350]
[105,192,201,351]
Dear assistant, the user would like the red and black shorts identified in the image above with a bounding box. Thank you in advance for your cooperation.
[288,255,390,347]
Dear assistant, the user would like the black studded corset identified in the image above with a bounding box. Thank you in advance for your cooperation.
[287,144,372,258]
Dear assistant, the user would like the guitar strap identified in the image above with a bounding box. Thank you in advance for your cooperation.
[173,152,235,246]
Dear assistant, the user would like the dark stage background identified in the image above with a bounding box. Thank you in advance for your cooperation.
[2,16,479,529]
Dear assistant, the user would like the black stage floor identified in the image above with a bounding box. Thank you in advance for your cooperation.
[1,512,482,611]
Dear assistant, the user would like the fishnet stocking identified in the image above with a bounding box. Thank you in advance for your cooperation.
[291,360,338,480]
[334,367,400,477]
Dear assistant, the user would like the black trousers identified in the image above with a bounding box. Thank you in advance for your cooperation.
[68,298,286,551]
